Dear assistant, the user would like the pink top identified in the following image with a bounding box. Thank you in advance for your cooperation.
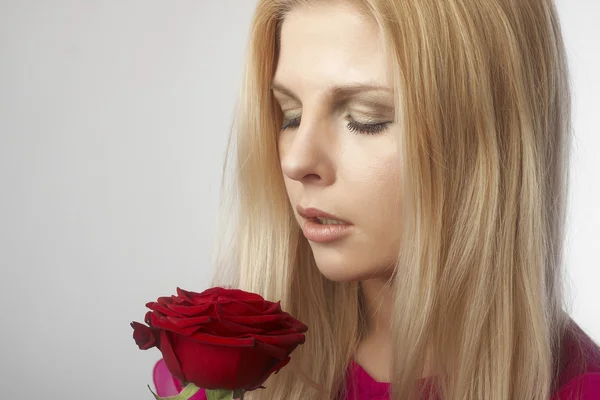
[152,321,600,399]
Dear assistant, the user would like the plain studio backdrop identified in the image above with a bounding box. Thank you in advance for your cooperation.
[0,1,598,398]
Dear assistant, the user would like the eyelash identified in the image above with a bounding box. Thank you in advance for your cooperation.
[280,116,390,135]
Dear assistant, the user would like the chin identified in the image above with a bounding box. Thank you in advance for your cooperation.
[313,253,396,283]
[313,258,371,283]
[307,240,397,282]
[309,248,355,282]
[316,266,360,283]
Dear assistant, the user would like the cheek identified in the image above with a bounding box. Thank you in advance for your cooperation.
[354,152,403,253]
[342,145,402,221]
[372,161,402,224]
[364,160,403,248]
[315,151,402,281]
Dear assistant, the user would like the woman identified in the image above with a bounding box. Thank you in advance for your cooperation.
[154,0,600,398]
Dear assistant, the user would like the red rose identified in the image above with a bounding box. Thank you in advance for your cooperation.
[131,287,308,392]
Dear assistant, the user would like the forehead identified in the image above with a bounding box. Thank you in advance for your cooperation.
[273,2,391,92]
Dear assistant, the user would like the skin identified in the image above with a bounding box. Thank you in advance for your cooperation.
[272,2,403,381]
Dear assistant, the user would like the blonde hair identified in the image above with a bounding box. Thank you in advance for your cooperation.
[210,0,580,398]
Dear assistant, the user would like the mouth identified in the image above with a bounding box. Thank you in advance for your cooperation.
[301,216,353,243]
[296,204,351,225]
[309,217,348,225]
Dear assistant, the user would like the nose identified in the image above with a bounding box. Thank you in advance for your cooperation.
[279,116,335,185]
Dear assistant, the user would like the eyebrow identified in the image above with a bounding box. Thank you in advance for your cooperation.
[270,80,392,101]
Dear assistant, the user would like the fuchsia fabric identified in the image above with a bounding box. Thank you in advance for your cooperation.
[153,320,600,399]
[153,358,208,399]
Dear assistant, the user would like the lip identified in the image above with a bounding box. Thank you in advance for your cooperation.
[301,219,352,242]
[296,205,353,243]
[296,205,351,225]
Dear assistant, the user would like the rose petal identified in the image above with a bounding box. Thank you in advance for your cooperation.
[192,286,227,298]
[146,302,185,317]
[215,299,266,317]
[131,321,158,350]
[250,332,306,349]
[188,332,256,347]
[224,315,288,333]
[150,313,206,336]
[210,287,266,302]
[144,310,154,326]
[166,302,213,316]
[226,314,283,325]
[244,357,291,391]
[184,287,270,305]
[208,318,265,335]
[261,301,282,314]
[258,318,307,334]
[176,287,206,304]
[158,295,193,310]
[165,315,212,328]
[168,336,275,390]
[158,330,186,383]
[156,296,177,305]
[279,315,309,332]
[251,338,289,360]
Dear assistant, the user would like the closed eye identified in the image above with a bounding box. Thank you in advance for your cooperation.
[346,119,390,135]
[280,116,391,135]
[281,117,301,131]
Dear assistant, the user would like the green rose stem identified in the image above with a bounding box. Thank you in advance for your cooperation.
[148,383,245,400]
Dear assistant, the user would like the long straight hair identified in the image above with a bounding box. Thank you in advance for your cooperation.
[210,0,579,398]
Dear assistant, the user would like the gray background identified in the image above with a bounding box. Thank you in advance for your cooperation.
[0,1,598,398]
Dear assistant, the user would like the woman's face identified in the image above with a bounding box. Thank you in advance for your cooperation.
[273,2,403,282]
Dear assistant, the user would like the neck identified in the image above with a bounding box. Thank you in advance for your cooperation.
[354,277,394,381]
[354,277,435,382]
[361,277,394,336]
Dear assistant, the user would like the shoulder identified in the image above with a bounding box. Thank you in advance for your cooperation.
[153,358,208,400]
[551,319,600,399]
